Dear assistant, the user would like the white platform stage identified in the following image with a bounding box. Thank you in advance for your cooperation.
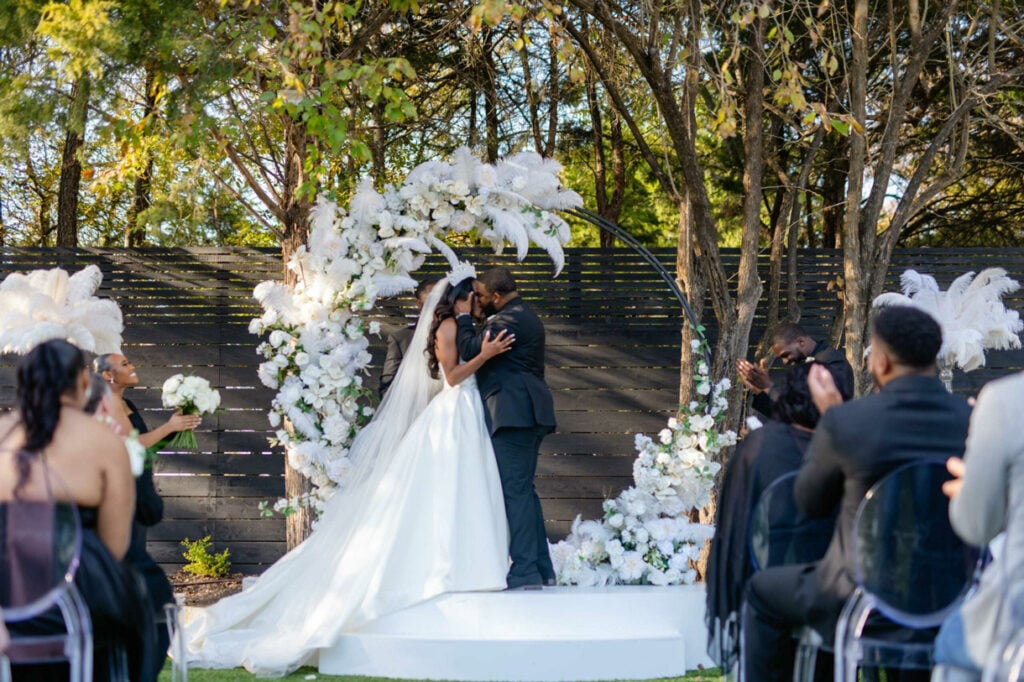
[317,585,715,681]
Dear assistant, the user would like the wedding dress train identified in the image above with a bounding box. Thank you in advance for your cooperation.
[184,285,509,677]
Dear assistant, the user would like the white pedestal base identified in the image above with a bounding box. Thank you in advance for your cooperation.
[317,585,715,681]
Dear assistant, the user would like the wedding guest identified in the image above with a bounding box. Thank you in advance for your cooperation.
[931,369,1024,680]
[741,306,971,681]
[95,352,199,677]
[737,323,854,418]
[94,353,201,447]
[705,361,835,672]
[0,339,155,680]
[380,279,437,397]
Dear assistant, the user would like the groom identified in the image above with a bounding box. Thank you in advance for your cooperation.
[455,267,557,590]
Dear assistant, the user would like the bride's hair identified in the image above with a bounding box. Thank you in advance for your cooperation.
[426,279,474,379]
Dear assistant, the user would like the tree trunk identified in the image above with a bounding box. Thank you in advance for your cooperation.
[281,113,314,549]
[127,67,157,248]
[57,78,90,247]
[482,28,499,163]
[841,0,871,395]
[371,99,386,185]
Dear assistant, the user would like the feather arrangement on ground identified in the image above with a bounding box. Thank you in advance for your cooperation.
[0,265,124,354]
[873,268,1022,371]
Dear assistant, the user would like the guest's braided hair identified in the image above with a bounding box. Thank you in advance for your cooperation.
[427,279,474,380]
[13,339,86,495]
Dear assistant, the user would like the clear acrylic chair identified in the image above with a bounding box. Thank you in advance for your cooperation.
[832,460,981,682]
[749,471,835,572]
[739,471,835,681]
[157,593,187,681]
[0,466,92,682]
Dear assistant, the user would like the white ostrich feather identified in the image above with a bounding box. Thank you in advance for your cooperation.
[372,274,418,298]
[484,206,532,261]
[873,268,1023,371]
[349,179,386,227]
[65,265,103,304]
[0,265,123,354]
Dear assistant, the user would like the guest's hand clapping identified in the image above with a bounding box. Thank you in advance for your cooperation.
[808,363,844,414]
[479,329,514,360]
[942,456,965,499]
[736,358,772,394]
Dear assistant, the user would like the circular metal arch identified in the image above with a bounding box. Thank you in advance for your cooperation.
[566,207,712,366]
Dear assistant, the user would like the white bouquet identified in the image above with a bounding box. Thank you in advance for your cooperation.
[161,374,220,450]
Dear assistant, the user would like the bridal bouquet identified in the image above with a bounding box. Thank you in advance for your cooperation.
[161,374,220,450]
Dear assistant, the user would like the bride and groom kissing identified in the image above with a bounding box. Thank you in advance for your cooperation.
[184,264,556,676]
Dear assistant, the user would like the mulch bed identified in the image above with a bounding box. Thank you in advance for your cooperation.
[170,571,246,606]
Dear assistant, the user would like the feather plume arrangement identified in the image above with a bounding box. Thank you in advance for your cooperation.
[872,268,1023,371]
[0,265,123,354]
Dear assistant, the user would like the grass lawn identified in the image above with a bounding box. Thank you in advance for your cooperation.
[158,663,723,682]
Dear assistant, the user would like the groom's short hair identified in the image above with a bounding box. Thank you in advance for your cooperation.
[478,267,517,295]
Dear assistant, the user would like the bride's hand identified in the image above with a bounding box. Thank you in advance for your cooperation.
[480,329,514,359]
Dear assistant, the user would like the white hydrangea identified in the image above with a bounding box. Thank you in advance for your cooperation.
[551,346,733,586]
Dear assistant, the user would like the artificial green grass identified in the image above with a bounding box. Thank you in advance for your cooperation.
[158,662,723,681]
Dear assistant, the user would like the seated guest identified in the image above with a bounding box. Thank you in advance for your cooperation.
[931,369,1024,679]
[95,353,199,679]
[705,361,834,672]
[0,339,156,681]
[737,323,854,418]
[741,306,972,681]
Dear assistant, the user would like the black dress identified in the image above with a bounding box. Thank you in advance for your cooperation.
[8,506,156,681]
[704,420,815,671]
[124,398,175,677]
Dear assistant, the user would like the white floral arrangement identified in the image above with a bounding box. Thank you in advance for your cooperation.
[161,374,221,450]
[250,148,582,510]
[0,264,123,354]
[551,345,734,586]
[873,268,1022,372]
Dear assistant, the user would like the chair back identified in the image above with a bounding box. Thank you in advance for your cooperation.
[749,471,835,571]
[853,459,980,629]
[0,465,82,621]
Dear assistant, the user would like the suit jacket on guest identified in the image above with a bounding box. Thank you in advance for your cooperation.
[792,374,971,634]
[456,297,555,435]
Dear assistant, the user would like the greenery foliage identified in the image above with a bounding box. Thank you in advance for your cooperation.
[181,536,232,578]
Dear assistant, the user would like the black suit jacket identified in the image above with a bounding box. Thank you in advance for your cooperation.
[792,374,971,632]
[752,340,855,417]
[456,297,555,435]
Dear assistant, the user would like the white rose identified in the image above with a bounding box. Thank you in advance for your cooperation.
[294,352,310,367]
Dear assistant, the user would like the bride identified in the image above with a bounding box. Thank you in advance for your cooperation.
[184,268,512,676]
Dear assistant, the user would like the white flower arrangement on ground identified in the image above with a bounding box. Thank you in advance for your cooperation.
[161,374,221,450]
[250,148,582,511]
[551,345,734,586]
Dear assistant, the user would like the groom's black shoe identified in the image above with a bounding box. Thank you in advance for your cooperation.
[505,582,543,591]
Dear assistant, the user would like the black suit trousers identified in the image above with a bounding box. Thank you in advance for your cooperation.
[492,425,555,587]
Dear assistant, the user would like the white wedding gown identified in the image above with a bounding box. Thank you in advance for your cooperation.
[184,286,509,677]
